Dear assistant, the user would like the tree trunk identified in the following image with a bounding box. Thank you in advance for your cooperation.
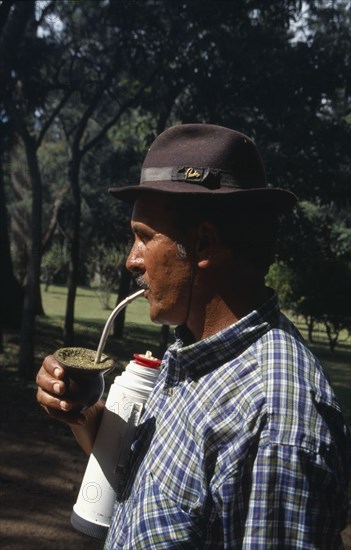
[0,155,24,330]
[36,282,45,316]
[63,157,81,346]
[305,316,314,343]
[113,266,132,338]
[18,135,43,378]
[324,322,338,353]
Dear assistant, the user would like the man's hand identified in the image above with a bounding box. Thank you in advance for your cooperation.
[36,355,105,454]
[36,354,86,425]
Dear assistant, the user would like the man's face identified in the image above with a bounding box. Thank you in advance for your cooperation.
[126,195,193,326]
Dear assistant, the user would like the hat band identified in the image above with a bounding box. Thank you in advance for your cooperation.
[140,166,241,190]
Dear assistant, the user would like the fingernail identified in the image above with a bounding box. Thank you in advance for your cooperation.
[53,383,61,394]
[54,367,62,377]
[60,401,71,411]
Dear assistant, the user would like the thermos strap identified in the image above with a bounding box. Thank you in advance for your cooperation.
[114,402,144,476]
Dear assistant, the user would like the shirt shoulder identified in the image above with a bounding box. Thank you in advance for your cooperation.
[255,321,348,453]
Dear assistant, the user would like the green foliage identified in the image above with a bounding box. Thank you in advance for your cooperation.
[266,261,294,308]
[88,244,125,310]
[41,240,68,289]
[277,201,351,350]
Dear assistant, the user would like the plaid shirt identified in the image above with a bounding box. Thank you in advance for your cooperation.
[105,292,350,549]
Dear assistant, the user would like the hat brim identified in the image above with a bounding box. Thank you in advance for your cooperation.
[109,181,297,214]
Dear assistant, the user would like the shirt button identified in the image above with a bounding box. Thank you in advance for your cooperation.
[166,387,173,396]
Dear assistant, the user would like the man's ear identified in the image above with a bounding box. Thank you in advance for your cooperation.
[194,222,221,269]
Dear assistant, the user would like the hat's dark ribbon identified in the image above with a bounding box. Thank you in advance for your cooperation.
[140,166,240,190]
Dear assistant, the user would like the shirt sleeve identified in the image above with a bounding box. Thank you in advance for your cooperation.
[213,441,348,549]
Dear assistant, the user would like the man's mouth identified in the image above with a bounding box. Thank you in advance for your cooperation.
[135,275,149,291]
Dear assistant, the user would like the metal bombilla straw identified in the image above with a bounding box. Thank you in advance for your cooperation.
[94,289,145,365]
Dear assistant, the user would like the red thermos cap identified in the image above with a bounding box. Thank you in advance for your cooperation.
[133,351,162,369]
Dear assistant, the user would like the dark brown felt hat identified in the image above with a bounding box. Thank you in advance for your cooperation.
[109,123,297,213]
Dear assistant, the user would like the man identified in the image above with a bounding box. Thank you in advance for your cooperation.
[37,124,350,548]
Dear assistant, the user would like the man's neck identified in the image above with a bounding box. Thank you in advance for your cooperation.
[187,284,269,341]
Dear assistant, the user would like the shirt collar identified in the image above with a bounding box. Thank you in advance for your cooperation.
[172,289,281,380]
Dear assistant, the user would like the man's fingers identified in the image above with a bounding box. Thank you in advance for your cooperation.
[42,354,65,378]
[36,355,88,426]
[35,355,67,396]
[36,387,86,425]
[36,385,71,411]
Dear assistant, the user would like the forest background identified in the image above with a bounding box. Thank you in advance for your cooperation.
[0,0,350,378]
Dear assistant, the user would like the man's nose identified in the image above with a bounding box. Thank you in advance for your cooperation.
[126,242,145,273]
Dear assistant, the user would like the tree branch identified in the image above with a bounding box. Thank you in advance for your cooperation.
[0,0,15,35]
[36,89,73,148]
[42,183,70,252]
[81,69,158,156]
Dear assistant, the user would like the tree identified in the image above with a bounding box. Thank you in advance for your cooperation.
[41,240,68,291]
[0,148,24,349]
[0,0,73,376]
[276,202,351,350]
[0,1,26,337]
[87,243,124,310]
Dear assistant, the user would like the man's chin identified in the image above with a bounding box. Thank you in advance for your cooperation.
[148,305,170,326]
[148,309,164,325]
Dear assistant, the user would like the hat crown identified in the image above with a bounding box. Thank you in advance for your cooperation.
[142,124,266,189]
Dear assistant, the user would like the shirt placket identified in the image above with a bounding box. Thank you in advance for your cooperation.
[162,350,182,397]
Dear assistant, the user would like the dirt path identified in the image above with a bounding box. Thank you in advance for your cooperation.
[0,374,103,550]
[1,372,350,549]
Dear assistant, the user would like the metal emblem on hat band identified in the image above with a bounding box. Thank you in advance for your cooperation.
[184,168,202,181]
[140,166,241,190]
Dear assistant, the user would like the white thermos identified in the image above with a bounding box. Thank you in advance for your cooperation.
[71,351,161,539]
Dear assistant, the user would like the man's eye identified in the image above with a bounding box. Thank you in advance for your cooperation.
[137,233,150,245]
[132,226,153,244]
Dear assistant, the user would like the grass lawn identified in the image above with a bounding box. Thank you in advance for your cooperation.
[40,283,153,326]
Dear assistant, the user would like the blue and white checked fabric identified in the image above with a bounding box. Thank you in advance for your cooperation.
[105,291,350,549]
